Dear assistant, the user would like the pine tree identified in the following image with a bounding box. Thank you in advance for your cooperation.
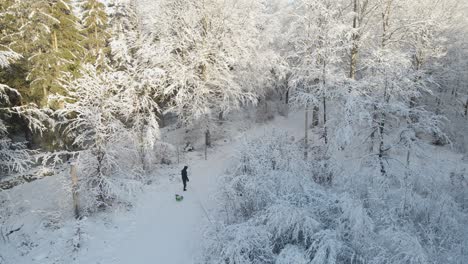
[0,1,19,39]
[0,0,85,150]
[108,0,140,69]
[0,46,50,175]
[19,0,84,107]
[81,0,110,69]
[0,0,31,103]
[1,1,85,107]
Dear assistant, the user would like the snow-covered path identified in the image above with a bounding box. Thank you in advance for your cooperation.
[75,113,304,264]
[109,147,232,264]
[75,146,233,264]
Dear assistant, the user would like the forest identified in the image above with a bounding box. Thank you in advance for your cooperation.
[0,0,467,263]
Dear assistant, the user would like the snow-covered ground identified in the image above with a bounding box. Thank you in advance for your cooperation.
[1,111,305,264]
[75,112,305,264]
[75,146,232,263]
[3,108,466,263]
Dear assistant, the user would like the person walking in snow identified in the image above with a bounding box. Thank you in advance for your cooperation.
[181,166,189,191]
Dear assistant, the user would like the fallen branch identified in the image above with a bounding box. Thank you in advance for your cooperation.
[0,171,56,191]
[5,224,23,238]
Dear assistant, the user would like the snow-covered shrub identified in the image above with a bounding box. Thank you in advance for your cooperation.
[258,202,320,252]
[202,132,468,264]
[202,222,274,264]
[220,132,314,221]
[306,230,346,264]
[74,142,142,213]
[275,245,308,264]
[203,133,351,263]
[378,229,428,264]
[335,148,468,263]
[150,141,176,166]
[235,132,311,177]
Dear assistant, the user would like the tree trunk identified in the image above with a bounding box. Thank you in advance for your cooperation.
[435,97,441,115]
[204,142,207,161]
[41,50,49,108]
[95,25,99,56]
[205,129,211,160]
[323,96,328,145]
[70,164,80,219]
[369,129,375,153]
[42,89,48,107]
[381,0,394,48]
[205,129,211,147]
[378,115,386,176]
[96,150,106,203]
[349,0,359,81]
[376,0,392,176]
[52,31,58,51]
[157,111,165,128]
[465,98,468,117]
[139,146,147,173]
[312,105,319,127]
[409,98,417,124]
[322,59,328,145]
[406,147,411,167]
[304,105,309,160]
[23,119,34,149]
[410,48,421,122]
[177,145,180,164]
[451,87,457,97]
[138,128,149,173]
[378,75,391,176]
[284,73,291,105]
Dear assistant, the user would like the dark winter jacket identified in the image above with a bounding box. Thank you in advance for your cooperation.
[181,167,189,182]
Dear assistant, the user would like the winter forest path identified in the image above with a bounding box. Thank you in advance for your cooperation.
[76,112,304,264]
[111,152,227,264]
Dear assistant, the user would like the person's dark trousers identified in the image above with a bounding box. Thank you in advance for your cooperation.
[183,180,187,191]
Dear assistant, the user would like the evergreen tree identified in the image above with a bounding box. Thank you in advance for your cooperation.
[0,0,85,149]
[81,0,111,69]
[0,0,30,103]
[34,0,83,107]
[108,0,140,69]
[13,0,84,107]
[1,0,85,107]
[1,47,50,175]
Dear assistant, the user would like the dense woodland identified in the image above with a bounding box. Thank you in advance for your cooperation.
[0,0,467,263]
